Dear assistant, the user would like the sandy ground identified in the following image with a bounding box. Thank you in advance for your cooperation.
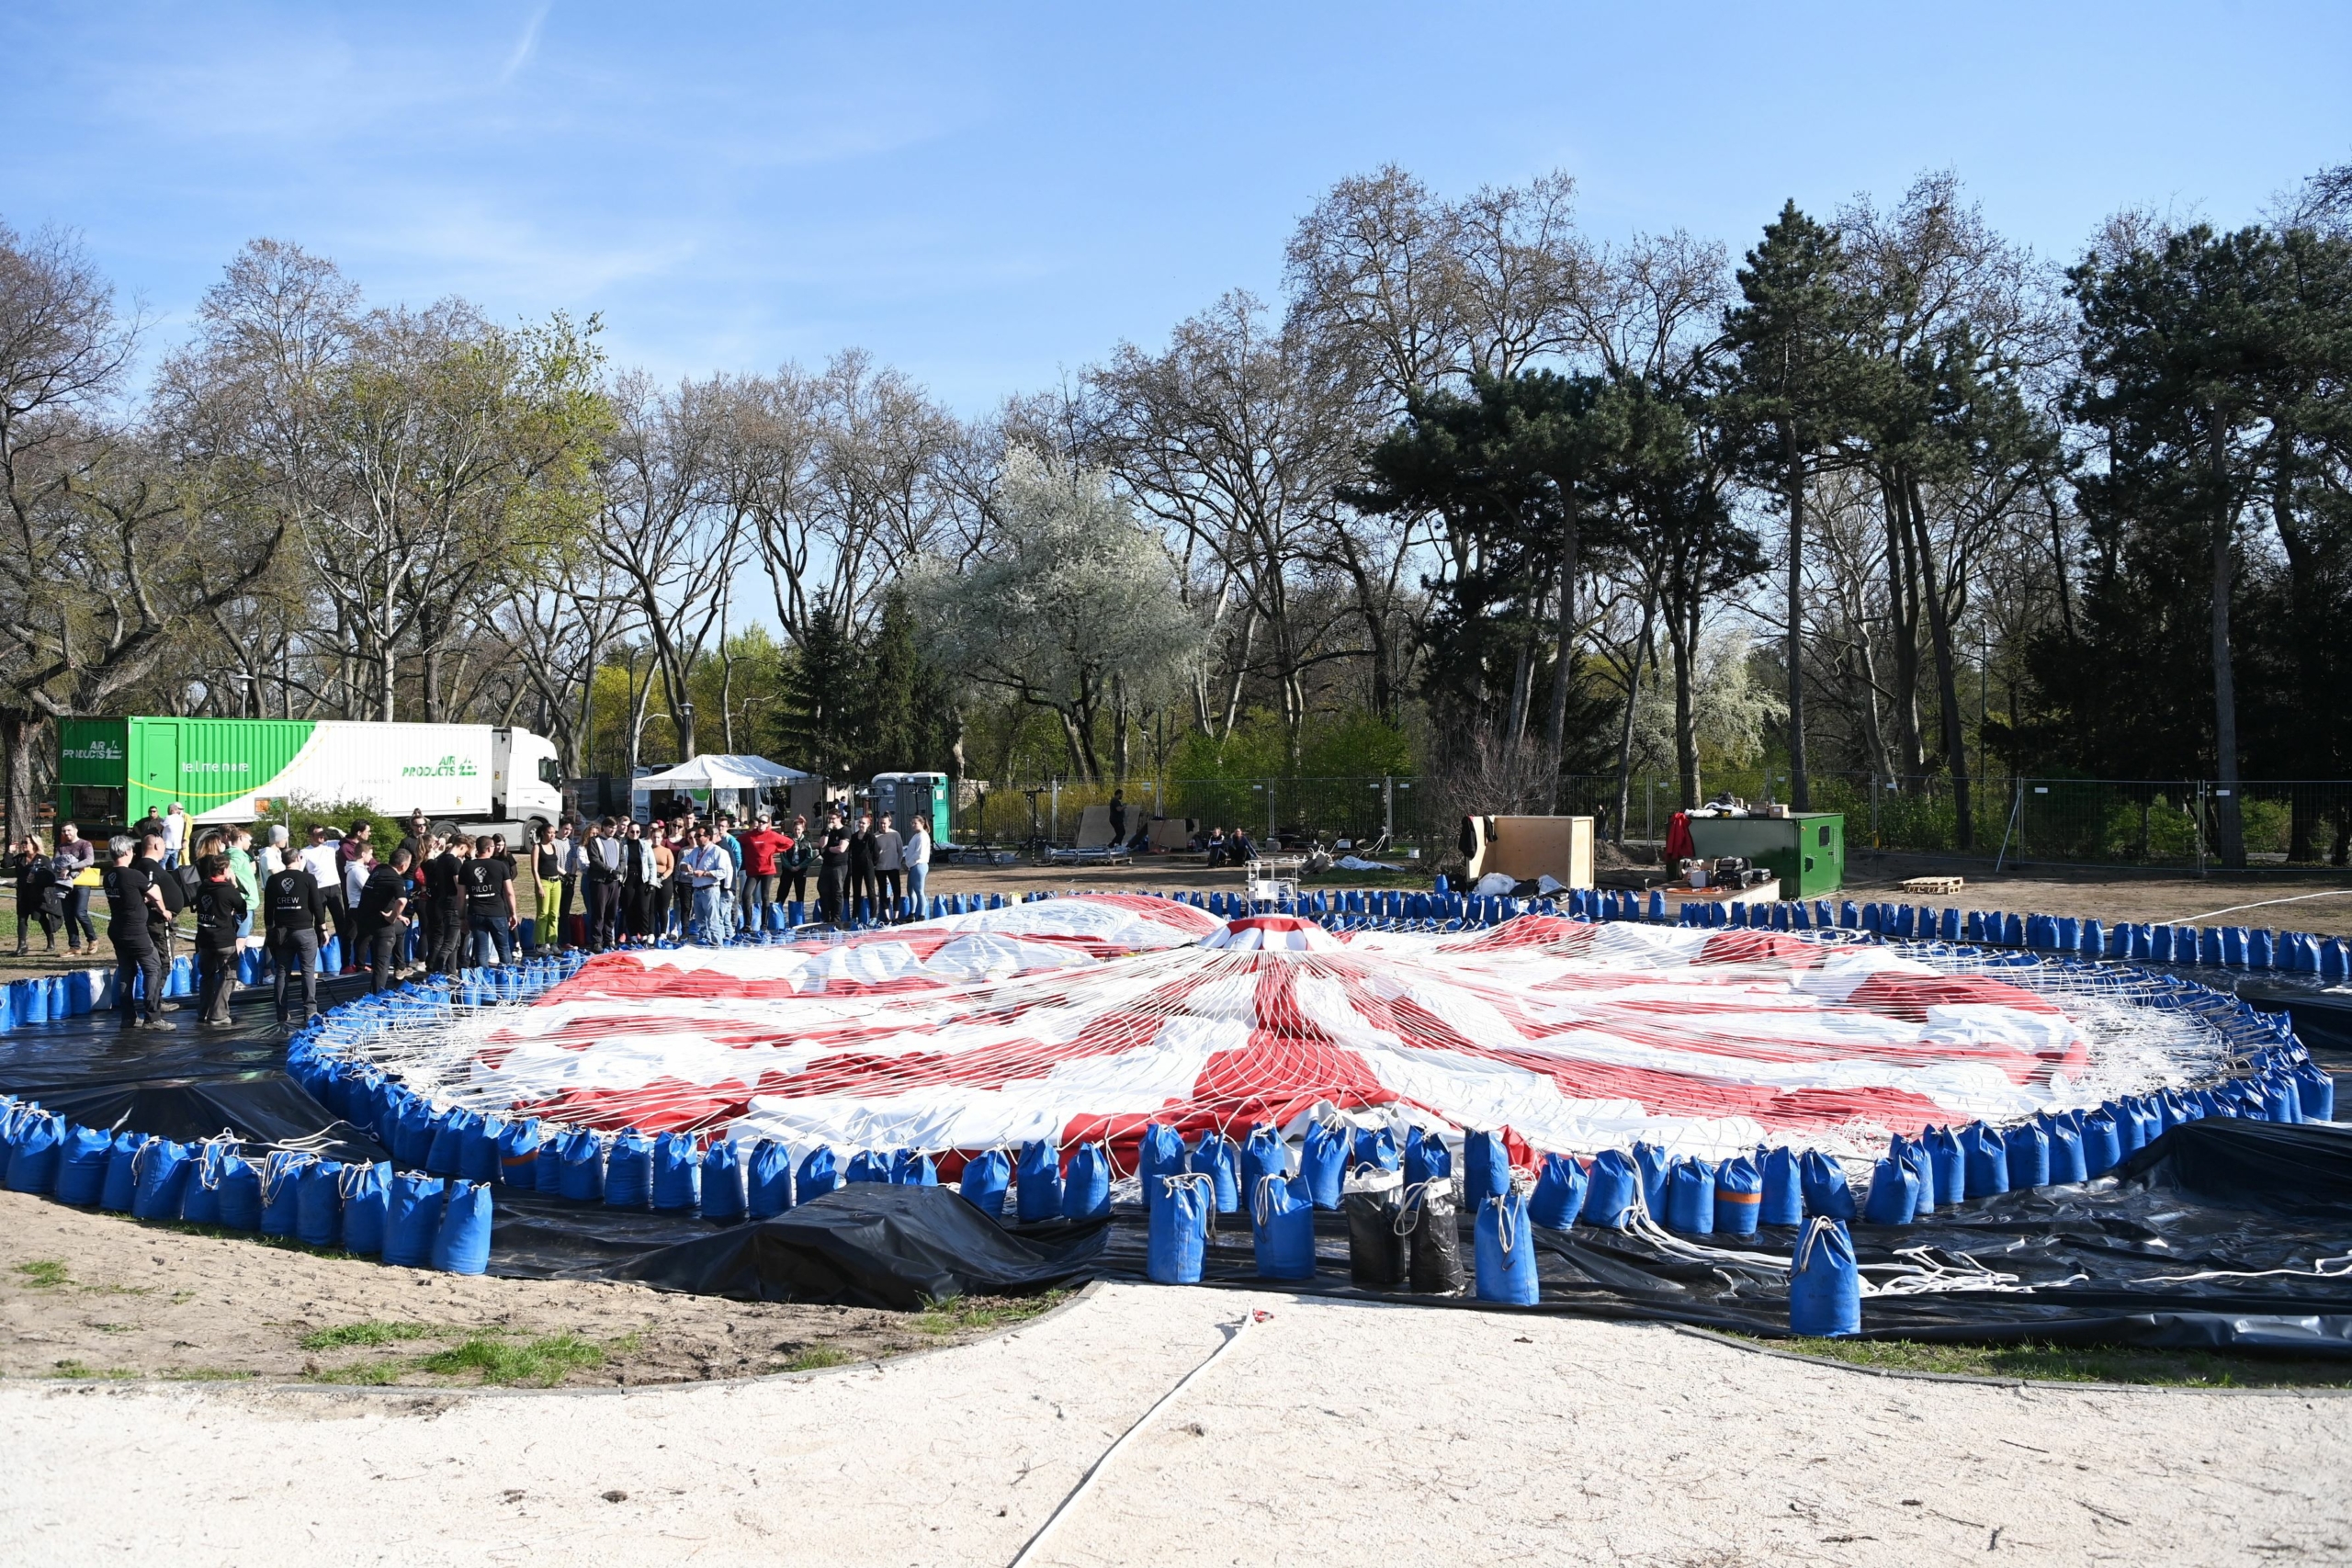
[1,1277,2345,1566]
[0,1191,1027,1386]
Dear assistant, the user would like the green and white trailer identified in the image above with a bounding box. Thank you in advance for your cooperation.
[56,716,565,833]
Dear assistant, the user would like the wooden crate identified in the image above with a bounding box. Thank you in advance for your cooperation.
[1898,875,1964,896]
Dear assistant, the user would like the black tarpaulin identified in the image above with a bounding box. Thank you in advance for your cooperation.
[604,1187,1108,1308]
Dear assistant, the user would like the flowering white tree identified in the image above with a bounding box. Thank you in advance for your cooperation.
[914,451,1202,782]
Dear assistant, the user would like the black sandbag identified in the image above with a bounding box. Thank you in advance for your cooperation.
[605,1185,1105,1308]
[1343,1188,1406,1288]
[30,1077,386,1163]
[1405,1186,1464,1294]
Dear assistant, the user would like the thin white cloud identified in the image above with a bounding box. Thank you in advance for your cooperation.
[500,3,550,85]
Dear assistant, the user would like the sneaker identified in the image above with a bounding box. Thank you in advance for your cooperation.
[138,1018,174,1032]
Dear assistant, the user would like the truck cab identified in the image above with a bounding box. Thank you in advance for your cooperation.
[492,728,566,825]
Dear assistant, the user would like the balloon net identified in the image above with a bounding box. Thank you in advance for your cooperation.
[331,895,2255,1170]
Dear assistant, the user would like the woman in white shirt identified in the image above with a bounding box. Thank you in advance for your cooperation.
[903,818,932,913]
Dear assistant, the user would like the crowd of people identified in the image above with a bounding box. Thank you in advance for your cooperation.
[13,796,941,1035]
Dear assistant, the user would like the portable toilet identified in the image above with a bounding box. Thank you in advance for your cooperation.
[871,772,951,845]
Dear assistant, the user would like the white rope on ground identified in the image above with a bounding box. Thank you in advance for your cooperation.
[2177,888,2352,924]
[1005,1309,1264,1568]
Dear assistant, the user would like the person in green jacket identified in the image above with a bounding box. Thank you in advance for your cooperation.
[225,826,262,940]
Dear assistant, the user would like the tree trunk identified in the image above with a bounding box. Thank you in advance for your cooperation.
[1782,431,1811,809]
[1610,597,1655,844]
[1544,508,1579,804]
[1673,597,1702,810]
[1883,469,1924,776]
[2208,412,2245,869]
[0,708,45,849]
[1906,476,1973,850]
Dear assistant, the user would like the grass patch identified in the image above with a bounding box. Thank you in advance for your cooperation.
[1740,1334,2352,1389]
[414,1333,609,1387]
[910,1291,1071,1337]
[776,1347,853,1372]
[297,1320,439,1352]
[162,1368,254,1382]
[15,1259,70,1289]
[51,1359,140,1381]
[309,1359,408,1386]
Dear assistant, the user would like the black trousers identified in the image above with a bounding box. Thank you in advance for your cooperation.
[198,941,238,1024]
[366,918,407,991]
[819,863,847,924]
[17,900,57,949]
[324,897,356,967]
[877,870,903,911]
[428,898,466,974]
[785,866,807,904]
[584,877,618,950]
[113,939,164,1024]
[269,926,320,1023]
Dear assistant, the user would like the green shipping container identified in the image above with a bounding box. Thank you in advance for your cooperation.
[1684,811,1845,898]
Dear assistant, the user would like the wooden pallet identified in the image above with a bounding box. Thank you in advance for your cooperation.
[1898,875,1965,896]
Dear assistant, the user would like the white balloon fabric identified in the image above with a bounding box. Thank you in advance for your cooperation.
[379,894,2234,1168]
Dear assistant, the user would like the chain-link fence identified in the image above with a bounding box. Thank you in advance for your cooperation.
[957,776,1432,851]
[1563,772,2352,870]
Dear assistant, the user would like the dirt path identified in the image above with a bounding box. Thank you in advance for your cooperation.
[0,1190,1043,1388]
[1,1277,2343,1565]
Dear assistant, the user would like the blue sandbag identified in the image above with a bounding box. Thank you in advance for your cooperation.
[534,1125,568,1193]
[216,1156,262,1230]
[797,1145,840,1200]
[1060,1142,1111,1220]
[1191,1132,1239,1213]
[1790,1217,1860,1337]
[741,1140,793,1218]
[2294,1062,2336,1122]
[1475,1190,1540,1305]
[651,1133,702,1210]
[1239,1123,1288,1193]
[1713,1155,1762,1236]
[2045,1115,2088,1183]
[1799,1149,1856,1220]
[497,1117,541,1189]
[1579,1147,1638,1228]
[1138,1122,1187,1210]
[392,1099,435,1168]
[100,1132,144,1213]
[1896,1137,1933,1217]
[1962,1122,2009,1195]
[891,1149,939,1186]
[293,1157,344,1247]
[1527,1152,1587,1229]
[2081,1107,2123,1175]
[1665,1157,1715,1234]
[5,1113,62,1195]
[958,1147,1010,1220]
[604,1130,653,1207]
[383,1173,445,1267]
[2262,1075,2301,1124]
[1463,1129,1511,1205]
[1759,1146,1804,1226]
[424,1109,471,1176]
[178,1145,226,1224]
[260,1151,305,1235]
[340,1162,390,1254]
[1403,1126,1451,1186]
[1860,1156,1917,1224]
[131,1138,194,1221]
[1299,1120,1349,1209]
[700,1140,746,1221]
[1016,1139,1063,1222]
[1147,1173,1211,1284]
[54,1124,112,1206]
[432,1179,493,1274]
[843,1150,889,1184]
[1633,1142,1669,1220]
[2116,1097,2153,1152]
[2002,1122,2051,1190]
[1249,1172,1316,1280]
[558,1128,605,1201]
[458,1115,502,1183]
[1926,1126,1965,1205]
[1350,1125,1399,1173]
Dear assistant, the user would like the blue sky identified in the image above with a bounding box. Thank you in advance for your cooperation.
[6,1,2348,412]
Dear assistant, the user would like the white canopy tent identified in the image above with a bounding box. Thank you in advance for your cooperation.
[631,754,808,821]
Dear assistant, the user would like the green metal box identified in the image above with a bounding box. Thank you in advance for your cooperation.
[1684,811,1845,898]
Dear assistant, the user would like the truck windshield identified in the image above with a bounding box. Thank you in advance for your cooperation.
[538,758,561,786]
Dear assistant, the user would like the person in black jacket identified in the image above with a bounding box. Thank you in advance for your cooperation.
[132,829,182,966]
[261,855,327,1025]
[12,834,59,955]
[103,842,171,1029]
[459,835,516,967]
[191,852,248,1028]
[847,811,876,919]
[355,847,413,991]
[818,811,851,925]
